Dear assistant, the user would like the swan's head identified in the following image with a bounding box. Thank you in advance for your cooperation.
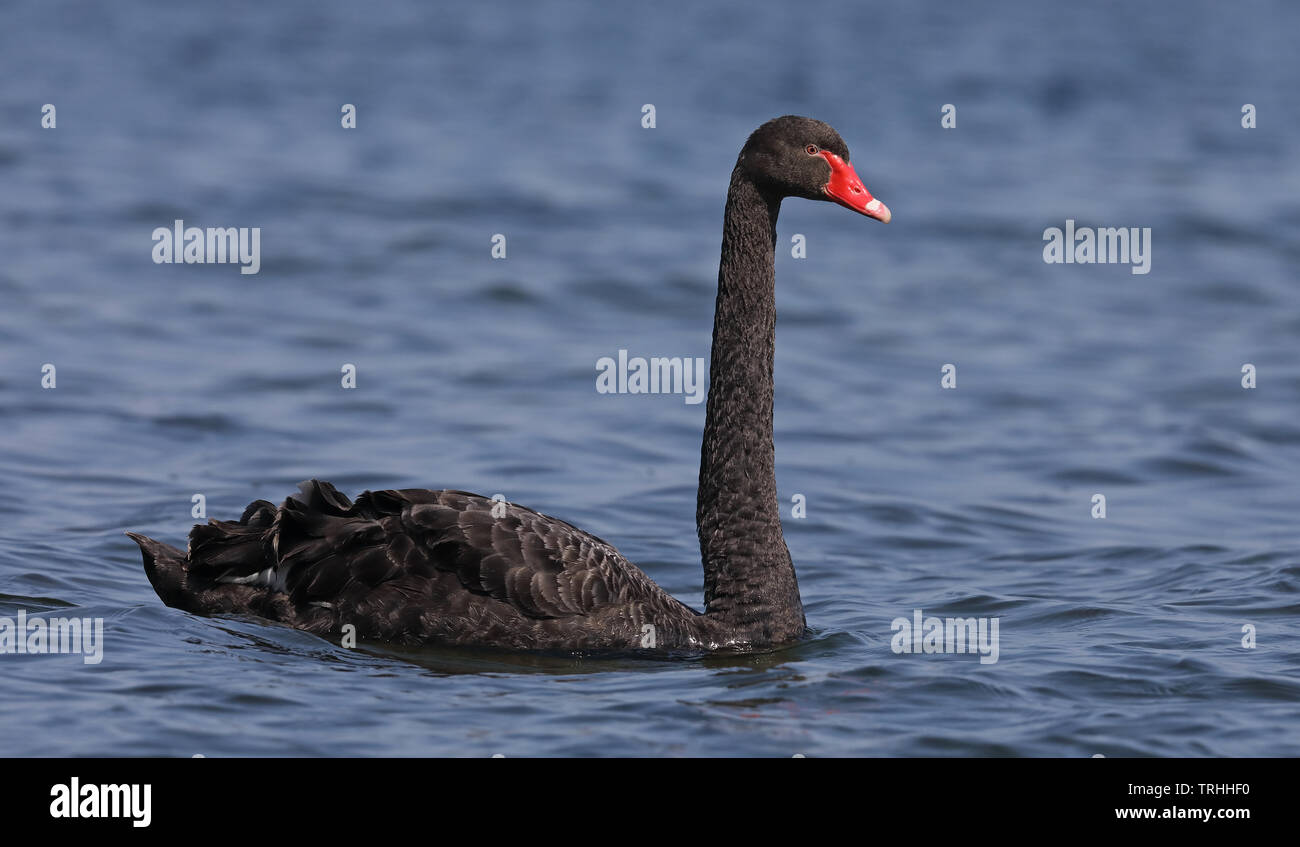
[739,115,890,223]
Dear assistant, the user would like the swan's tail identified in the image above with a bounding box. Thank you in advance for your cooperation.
[127,494,302,617]
[125,531,191,608]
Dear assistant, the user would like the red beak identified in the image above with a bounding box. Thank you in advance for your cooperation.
[819,151,890,223]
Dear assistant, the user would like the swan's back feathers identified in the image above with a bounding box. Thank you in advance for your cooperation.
[130,480,704,649]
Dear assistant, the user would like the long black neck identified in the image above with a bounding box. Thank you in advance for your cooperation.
[697,166,805,644]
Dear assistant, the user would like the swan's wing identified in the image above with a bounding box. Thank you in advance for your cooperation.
[185,479,660,622]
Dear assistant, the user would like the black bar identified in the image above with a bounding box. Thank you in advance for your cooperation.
[3,758,1281,834]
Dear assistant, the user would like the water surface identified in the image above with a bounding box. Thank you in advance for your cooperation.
[1,0,1298,756]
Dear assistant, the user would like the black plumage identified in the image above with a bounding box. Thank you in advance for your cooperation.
[128,116,889,652]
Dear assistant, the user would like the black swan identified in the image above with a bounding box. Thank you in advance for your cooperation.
[128,116,890,651]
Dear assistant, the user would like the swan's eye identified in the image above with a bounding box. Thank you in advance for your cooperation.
[806,145,820,155]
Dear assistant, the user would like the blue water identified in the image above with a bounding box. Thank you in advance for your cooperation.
[2,0,1298,757]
